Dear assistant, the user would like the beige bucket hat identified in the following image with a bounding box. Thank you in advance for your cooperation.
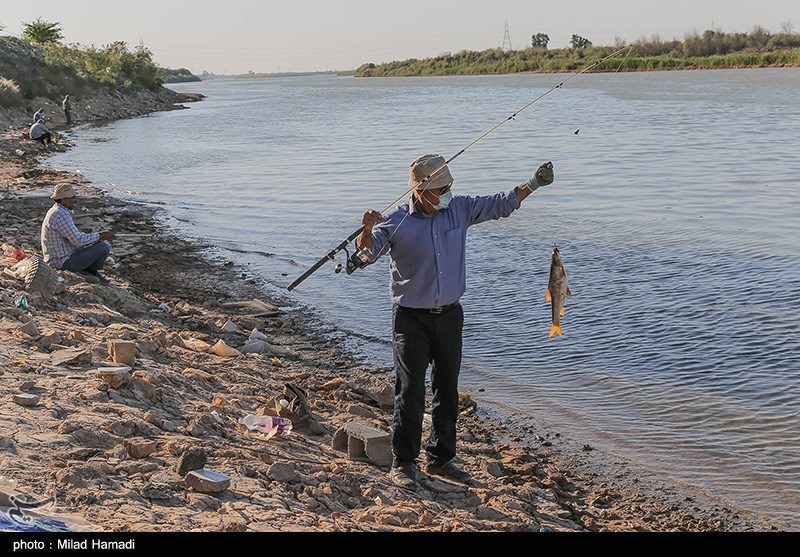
[50,183,78,200]
[408,154,454,190]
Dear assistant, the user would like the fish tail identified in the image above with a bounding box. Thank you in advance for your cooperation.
[548,324,563,338]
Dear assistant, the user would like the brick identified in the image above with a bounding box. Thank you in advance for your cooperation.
[108,339,136,366]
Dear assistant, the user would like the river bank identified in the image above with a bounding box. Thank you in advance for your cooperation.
[0,100,780,532]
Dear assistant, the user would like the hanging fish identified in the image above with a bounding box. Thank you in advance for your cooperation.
[545,245,571,337]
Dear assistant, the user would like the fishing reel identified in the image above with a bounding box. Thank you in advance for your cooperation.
[334,246,373,275]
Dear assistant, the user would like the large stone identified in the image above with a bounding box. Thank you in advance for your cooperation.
[127,376,158,401]
[96,366,132,389]
[184,469,230,493]
[51,347,91,366]
[38,331,63,349]
[18,320,40,338]
[267,462,298,483]
[12,393,39,407]
[175,448,208,477]
[123,438,158,459]
[108,339,136,366]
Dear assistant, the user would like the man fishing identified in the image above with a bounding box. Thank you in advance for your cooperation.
[357,154,554,490]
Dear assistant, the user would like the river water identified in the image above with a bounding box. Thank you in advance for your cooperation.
[50,68,800,528]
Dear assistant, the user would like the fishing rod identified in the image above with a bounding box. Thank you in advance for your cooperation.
[287,45,632,292]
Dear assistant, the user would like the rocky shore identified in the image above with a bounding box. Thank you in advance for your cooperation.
[0,97,778,533]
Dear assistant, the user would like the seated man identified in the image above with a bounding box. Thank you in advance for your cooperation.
[29,120,53,146]
[41,184,115,284]
[33,108,45,123]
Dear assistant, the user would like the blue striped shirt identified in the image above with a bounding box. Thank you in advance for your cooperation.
[369,187,521,308]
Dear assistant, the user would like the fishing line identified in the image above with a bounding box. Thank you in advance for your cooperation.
[368,46,632,259]
[290,45,633,290]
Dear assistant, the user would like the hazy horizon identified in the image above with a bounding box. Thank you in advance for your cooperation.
[2,1,798,74]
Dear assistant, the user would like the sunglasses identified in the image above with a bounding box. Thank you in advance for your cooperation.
[421,182,452,195]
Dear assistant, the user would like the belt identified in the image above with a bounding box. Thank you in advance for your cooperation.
[402,302,460,314]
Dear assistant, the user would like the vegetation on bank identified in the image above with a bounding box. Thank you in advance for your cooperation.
[161,67,201,83]
[356,25,800,76]
[0,18,165,108]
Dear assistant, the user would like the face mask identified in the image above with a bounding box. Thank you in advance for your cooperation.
[434,191,453,210]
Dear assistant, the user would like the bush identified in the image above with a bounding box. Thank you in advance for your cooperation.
[0,77,22,107]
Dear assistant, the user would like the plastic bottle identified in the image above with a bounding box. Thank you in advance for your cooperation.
[238,414,292,439]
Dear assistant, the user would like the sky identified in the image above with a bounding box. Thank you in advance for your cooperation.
[1,0,798,74]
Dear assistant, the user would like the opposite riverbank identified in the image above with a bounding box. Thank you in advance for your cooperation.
[0,97,781,533]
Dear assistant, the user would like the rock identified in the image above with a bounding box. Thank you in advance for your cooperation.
[141,483,174,501]
[480,460,505,478]
[210,339,241,358]
[239,339,268,354]
[346,404,379,420]
[96,367,132,389]
[68,329,84,341]
[142,411,162,425]
[185,469,231,493]
[18,380,36,392]
[51,347,91,366]
[182,337,211,352]
[181,367,214,381]
[127,376,158,400]
[176,448,208,477]
[38,331,63,349]
[365,384,395,411]
[69,428,121,449]
[123,438,158,459]
[18,320,40,337]
[267,462,298,483]
[189,493,222,512]
[220,320,239,333]
[12,393,39,407]
[107,339,136,366]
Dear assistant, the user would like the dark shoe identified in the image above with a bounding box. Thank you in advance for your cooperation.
[425,461,471,484]
[90,271,110,285]
[73,271,100,284]
[389,464,419,491]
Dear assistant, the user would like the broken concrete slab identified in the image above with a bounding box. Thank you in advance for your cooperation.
[184,469,230,493]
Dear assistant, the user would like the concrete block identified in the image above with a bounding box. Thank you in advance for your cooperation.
[108,339,136,366]
[332,422,391,467]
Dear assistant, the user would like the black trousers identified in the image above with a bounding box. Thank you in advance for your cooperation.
[391,303,464,467]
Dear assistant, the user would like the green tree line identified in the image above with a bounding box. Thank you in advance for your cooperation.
[356,25,800,77]
[1,18,163,108]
